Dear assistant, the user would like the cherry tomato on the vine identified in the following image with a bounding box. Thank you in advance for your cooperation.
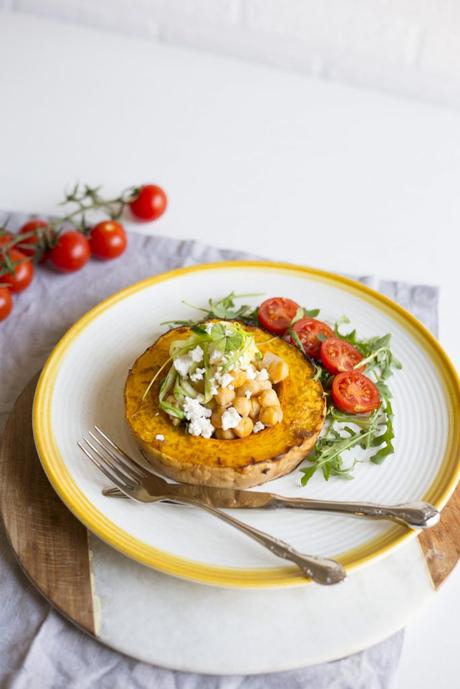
[331,371,380,414]
[320,336,363,374]
[48,231,90,273]
[289,318,334,359]
[258,297,300,335]
[0,231,14,249]
[2,249,34,292]
[0,286,12,321]
[89,220,127,260]
[129,184,167,221]
[17,219,53,263]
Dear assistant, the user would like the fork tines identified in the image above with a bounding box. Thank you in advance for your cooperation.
[78,427,145,495]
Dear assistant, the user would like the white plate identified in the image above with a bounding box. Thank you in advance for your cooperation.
[33,261,460,588]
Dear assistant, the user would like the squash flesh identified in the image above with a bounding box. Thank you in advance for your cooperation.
[125,324,326,484]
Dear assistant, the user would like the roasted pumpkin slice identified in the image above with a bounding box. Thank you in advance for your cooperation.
[125,324,326,488]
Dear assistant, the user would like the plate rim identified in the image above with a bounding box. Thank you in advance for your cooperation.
[32,260,460,588]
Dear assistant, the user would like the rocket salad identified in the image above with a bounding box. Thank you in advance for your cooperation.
[161,292,402,485]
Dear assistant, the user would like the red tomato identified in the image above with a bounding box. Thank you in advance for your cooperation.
[258,297,300,335]
[2,249,34,292]
[290,318,334,359]
[129,184,167,221]
[331,371,380,414]
[320,336,363,374]
[17,219,52,262]
[0,231,13,248]
[0,286,13,321]
[89,220,127,260]
[48,231,91,272]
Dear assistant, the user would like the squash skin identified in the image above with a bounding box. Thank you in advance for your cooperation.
[124,323,326,488]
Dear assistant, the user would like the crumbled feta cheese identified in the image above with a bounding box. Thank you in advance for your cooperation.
[183,396,214,438]
[205,323,214,334]
[210,349,225,365]
[253,421,265,434]
[245,365,257,380]
[256,368,269,381]
[209,378,219,396]
[183,396,212,420]
[190,345,204,363]
[188,417,214,439]
[221,407,242,430]
[155,434,165,442]
[219,372,233,388]
[173,354,193,376]
[190,367,206,382]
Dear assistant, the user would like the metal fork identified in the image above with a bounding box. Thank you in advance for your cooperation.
[78,428,347,585]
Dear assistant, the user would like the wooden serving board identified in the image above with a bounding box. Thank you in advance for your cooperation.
[0,376,459,669]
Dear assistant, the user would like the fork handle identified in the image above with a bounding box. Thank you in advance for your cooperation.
[172,496,346,585]
[271,497,440,529]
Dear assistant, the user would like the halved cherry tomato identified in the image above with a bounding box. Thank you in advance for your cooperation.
[258,297,300,335]
[2,249,34,292]
[290,317,334,359]
[17,219,53,263]
[89,220,127,260]
[331,371,380,414]
[48,231,90,272]
[320,336,363,374]
[0,286,12,321]
[129,184,167,221]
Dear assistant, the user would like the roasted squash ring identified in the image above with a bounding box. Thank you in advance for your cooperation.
[124,324,326,488]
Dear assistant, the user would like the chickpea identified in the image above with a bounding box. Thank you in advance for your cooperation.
[215,428,235,440]
[268,359,289,384]
[259,405,283,426]
[233,396,251,417]
[231,369,247,388]
[258,378,273,392]
[214,387,236,408]
[211,409,225,429]
[237,380,259,398]
[234,416,254,438]
[258,388,280,408]
[248,397,261,419]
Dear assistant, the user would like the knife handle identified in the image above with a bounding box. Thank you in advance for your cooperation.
[272,496,440,529]
[174,496,346,585]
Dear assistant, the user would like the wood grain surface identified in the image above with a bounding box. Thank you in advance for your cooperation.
[0,377,458,640]
[0,376,95,634]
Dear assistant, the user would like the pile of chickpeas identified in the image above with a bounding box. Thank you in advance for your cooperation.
[211,355,289,439]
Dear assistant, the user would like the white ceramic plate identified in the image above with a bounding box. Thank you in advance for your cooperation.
[33,261,460,588]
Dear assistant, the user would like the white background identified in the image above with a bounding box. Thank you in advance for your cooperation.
[0,11,459,689]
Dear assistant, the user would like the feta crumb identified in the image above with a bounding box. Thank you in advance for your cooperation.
[209,378,219,396]
[155,434,165,442]
[183,396,212,420]
[210,349,225,365]
[221,406,242,430]
[190,367,206,382]
[253,421,265,434]
[188,417,214,439]
[245,365,257,380]
[190,345,204,363]
[173,354,193,376]
[256,368,269,381]
[205,323,214,334]
[219,372,233,388]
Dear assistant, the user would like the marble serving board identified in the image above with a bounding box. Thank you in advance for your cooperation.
[0,376,458,674]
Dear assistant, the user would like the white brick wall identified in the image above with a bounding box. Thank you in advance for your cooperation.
[3,0,460,106]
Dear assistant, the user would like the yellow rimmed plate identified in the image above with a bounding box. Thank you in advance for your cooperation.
[33,261,460,588]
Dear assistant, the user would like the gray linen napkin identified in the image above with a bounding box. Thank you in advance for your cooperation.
[0,211,438,688]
